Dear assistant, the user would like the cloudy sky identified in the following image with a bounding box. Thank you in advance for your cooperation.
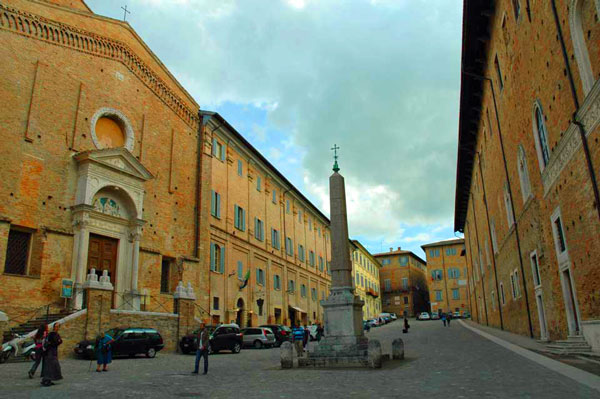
[86,0,463,257]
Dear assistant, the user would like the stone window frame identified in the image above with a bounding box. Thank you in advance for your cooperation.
[500,282,506,306]
[517,145,532,203]
[3,226,34,276]
[530,250,542,288]
[532,100,551,172]
[569,0,600,96]
[90,107,135,152]
[503,182,515,229]
[550,206,570,266]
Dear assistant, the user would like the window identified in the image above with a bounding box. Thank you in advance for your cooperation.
[553,214,567,254]
[4,228,31,275]
[160,257,172,293]
[210,190,221,219]
[503,182,514,228]
[403,296,409,305]
[301,284,307,297]
[445,248,457,256]
[256,268,265,286]
[384,279,391,291]
[517,145,532,202]
[428,249,440,258]
[237,159,243,176]
[285,237,294,256]
[401,278,408,290]
[309,250,315,266]
[318,256,324,272]
[491,219,499,254]
[311,288,317,301]
[237,261,243,280]
[435,290,443,301]
[212,138,225,161]
[254,218,265,241]
[495,55,504,90]
[360,275,364,287]
[510,272,517,299]
[288,280,295,293]
[530,251,541,287]
[308,218,312,231]
[298,245,305,262]
[271,229,280,250]
[272,189,277,204]
[326,261,331,275]
[257,176,261,191]
[431,269,443,281]
[452,289,460,300]
[321,291,325,300]
[511,0,520,20]
[399,256,408,266]
[533,103,551,170]
[234,205,246,231]
[286,200,290,214]
[298,210,302,223]
[500,282,506,305]
[274,274,281,290]
[448,268,460,279]
[210,243,225,273]
[355,273,360,286]
[213,297,219,310]
[513,269,521,297]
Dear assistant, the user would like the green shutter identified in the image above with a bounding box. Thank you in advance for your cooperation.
[221,143,226,161]
[219,245,225,273]
[216,193,221,218]
[234,205,239,229]
[211,190,215,215]
[212,138,217,157]
[237,261,243,279]
[210,243,215,271]
[242,209,246,231]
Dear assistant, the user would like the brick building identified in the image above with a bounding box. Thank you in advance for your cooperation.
[0,0,331,349]
[374,248,428,317]
[421,238,470,317]
[201,111,331,328]
[455,1,600,352]
[350,240,382,320]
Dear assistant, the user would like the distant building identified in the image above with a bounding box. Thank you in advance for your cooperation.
[421,239,470,317]
[350,240,382,320]
[373,248,428,317]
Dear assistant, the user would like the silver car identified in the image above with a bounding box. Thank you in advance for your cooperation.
[240,327,276,349]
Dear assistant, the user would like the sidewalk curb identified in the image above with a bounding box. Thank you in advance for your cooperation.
[458,320,600,393]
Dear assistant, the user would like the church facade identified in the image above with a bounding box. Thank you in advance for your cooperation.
[0,0,330,341]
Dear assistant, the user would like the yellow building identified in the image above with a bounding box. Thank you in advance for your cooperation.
[202,112,332,328]
[421,239,470,317]
[350,240,382,320]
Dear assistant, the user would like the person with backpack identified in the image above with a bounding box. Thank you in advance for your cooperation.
[95,331,114,372]
[441,312,447,327]
[40,323,63,387]
[28,323,47,379]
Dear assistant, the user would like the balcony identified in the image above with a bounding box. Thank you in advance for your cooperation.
[367,288,379,297]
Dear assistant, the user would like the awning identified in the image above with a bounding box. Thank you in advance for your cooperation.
[290,306,306,313]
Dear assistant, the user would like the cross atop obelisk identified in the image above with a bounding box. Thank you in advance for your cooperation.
[121,5,131,21]
[331,144,340,173]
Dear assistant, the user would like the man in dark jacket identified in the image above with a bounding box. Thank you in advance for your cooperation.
[192,324,210,375]
[40,323,63,387]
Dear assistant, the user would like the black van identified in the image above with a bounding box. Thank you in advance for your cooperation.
[74,327,164,359]
[179,324,243,354]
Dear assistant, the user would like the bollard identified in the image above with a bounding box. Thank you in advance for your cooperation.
[392,338,405,360]
[280,341,293,369]
[367,339,382,369]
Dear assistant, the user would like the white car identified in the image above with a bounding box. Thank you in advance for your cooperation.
[389,313,398,320]
[418,312,430,320]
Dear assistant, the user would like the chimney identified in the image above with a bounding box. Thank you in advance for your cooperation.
[397,246,401,251]
[389,247,393,252]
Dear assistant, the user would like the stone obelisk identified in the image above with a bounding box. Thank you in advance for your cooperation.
[297,145,381,368]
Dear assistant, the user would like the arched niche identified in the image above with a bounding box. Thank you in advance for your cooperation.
[569,0,600,96]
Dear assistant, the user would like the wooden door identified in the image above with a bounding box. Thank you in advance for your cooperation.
[87,234,118,285]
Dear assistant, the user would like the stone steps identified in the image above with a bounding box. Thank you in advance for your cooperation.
[2,312,72,343]
[546,336,592,355]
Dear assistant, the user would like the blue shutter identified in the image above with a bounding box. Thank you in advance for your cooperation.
[261,222,264,241]
[210,243,215,271]
[254,217,258,239]
[242,208,246,231]
[212,138,217,157]
[256,268,260,284]
[238,160,242,176]
[237,261,243,279]
[219,245,225,273]
[221,143,226,161]
[211,190,215,215]
[234,205,239,229]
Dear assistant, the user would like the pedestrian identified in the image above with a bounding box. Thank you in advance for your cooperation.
[192,323,210,375]
[441,312,447,327]
[404,317,410,332]
[40,323,63,387]
[316,323,324,341]
[303,325,310,347]
[28,323,47,379]
[292,323,304,356]
[447,312,452,327]
[95,331,114,372]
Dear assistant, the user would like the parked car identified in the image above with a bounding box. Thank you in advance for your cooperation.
[379,313,392,323]
[259,324,292,347]
[430,313,440,320]
[418,312,430,320]
[240,327,276,349]
[74,327,164,359]
[367,318,381,327]
[462,311,471,319]
[453,311,462,319]
[389,313,398,320]
[179,324,243,355]
[363,321,371,332]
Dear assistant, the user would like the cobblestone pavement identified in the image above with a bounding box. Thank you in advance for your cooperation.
[0,319,597,398]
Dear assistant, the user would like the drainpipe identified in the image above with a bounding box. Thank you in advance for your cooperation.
[462,69,534,338]
[470,193,489,326]
[476,152,504,329]
[550,0,600,222]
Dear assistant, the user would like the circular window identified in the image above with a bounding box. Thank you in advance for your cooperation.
[95,116,125,148]
[90,108,135,151]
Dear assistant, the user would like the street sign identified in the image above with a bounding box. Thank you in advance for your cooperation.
[61,279,73,298]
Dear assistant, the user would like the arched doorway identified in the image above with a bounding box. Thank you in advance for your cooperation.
[236,298,245,327]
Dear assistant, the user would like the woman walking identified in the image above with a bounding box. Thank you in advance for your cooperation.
[28,323,47,379]
[96,331,114,372]
[40,323,63,387]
